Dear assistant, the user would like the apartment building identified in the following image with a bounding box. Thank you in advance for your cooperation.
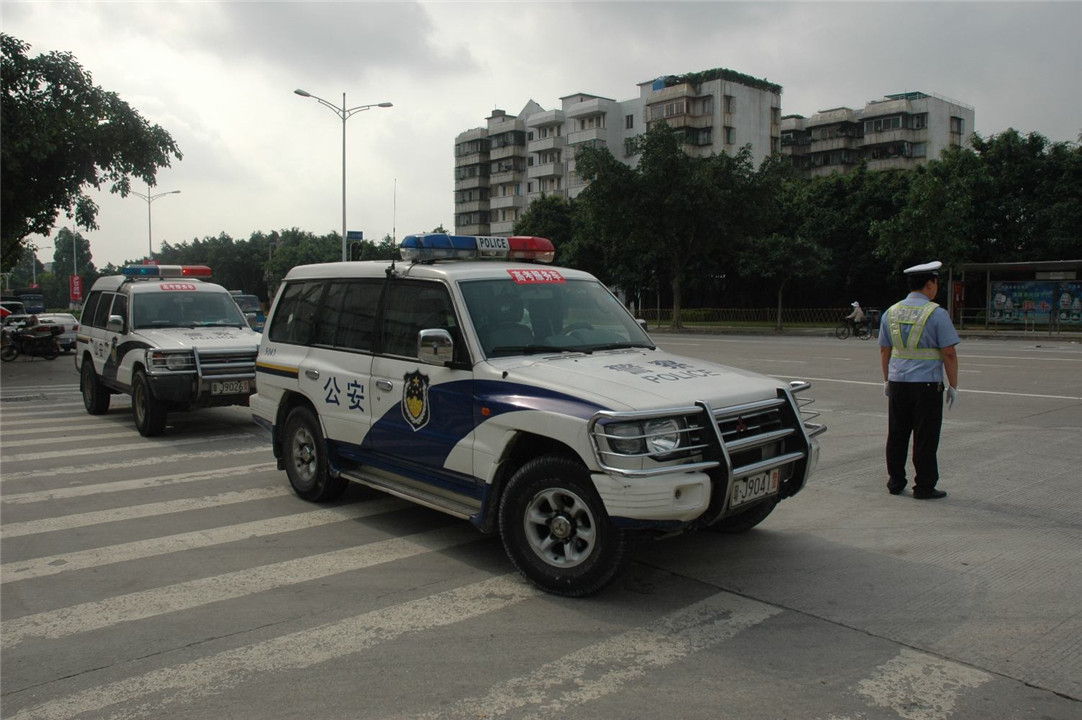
[780,91,975,177]
[454,68,783,236]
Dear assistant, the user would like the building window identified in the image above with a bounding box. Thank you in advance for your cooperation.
[724,126,735,145]
[950,116,965,135]
[864,115,903,134]
[912,142,927,158]
[909,113,928,130]
[625,114,634,129]
[724,95,735,113]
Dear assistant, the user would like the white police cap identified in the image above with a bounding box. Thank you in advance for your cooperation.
[903,260,942,275]
[851,301,860,307]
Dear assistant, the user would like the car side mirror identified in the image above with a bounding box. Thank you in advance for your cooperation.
[106,314,126,333]
[637,318,649,332]
[418,328,453,366]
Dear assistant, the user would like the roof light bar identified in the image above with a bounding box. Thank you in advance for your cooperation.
[399,234,554,264]
[122,265,213,279]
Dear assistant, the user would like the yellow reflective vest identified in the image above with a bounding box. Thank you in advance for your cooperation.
[887,301,943,361]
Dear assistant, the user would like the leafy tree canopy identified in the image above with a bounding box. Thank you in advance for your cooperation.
[1,34,183,272]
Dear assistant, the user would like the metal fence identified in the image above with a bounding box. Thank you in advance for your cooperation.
[636,307,848,326]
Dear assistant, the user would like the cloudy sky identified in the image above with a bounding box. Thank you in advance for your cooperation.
[5,1,1080,270]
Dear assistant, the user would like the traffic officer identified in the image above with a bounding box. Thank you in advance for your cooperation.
[879,261,960,499]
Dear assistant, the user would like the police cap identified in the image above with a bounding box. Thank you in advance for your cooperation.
[903,261,942,276]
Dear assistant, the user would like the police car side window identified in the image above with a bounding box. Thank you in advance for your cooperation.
[82,292,102,328]
[90,292,116,328]
[380,282,454,359]
[327,280,381,351]
[111,295,128,326]
[268,281,323,346]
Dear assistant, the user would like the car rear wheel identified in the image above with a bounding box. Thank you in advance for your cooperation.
[81,361,111,415]
[132,370,167,437]
[283,405,347,502]
[498,455,630,597]
[1,344,17,362]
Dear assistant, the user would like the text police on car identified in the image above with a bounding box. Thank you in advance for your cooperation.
[250,234,825,596]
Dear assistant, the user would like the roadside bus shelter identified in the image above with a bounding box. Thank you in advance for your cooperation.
[949,260,1082,331]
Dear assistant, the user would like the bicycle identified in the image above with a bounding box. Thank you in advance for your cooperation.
[835,319,874,340]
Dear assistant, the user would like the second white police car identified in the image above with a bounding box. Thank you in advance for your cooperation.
[77,265,261,436]
[252,234,824,596]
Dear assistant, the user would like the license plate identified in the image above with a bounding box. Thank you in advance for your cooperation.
[211,380,249,395]
[730,468,780,509]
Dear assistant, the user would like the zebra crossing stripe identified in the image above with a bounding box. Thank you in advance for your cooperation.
[855,647,991,720]
[1,486,292,538]
[0,430,142,448]
[416,591,782,719]
[1,462,277,505]
[0,497,407,583]
[0,447,267,482]
[6,574,537,720]
[1,524,480,648]
[0,434,257,462]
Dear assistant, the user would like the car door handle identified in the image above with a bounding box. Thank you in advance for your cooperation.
[376,379,393,392]
[304,369,320,380]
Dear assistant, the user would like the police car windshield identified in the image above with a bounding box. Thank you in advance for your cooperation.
[460,277,654,358]
[132,292,248,329]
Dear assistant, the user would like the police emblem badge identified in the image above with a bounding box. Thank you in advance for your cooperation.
[402,370,431,430]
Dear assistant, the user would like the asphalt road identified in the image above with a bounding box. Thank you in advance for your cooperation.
[1,334,1080,720]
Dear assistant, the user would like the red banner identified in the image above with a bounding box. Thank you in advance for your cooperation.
[70,275,83,301]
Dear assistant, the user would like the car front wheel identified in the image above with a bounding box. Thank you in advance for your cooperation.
[132,370,167,437]
[498,455,630,597]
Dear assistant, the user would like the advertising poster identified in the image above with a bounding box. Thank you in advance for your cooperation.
[991,281,1082,324]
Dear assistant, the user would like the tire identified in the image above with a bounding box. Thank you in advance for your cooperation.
[81,360,111,415]
[43,342,59,360]
[283,405,347,502]
[708,497,778,534]
[834,323,850,340]
[1,344,17,362]
[498,455,630,597]
[132,370,167,437]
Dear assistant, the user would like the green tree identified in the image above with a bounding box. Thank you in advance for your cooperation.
[738,234,832,330]
[512,194,576,261]
[1,34,183,271]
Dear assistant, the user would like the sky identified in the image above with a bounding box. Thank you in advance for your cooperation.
[4,1,1081,270]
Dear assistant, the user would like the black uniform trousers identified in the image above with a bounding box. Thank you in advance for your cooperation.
[886,381,944,491]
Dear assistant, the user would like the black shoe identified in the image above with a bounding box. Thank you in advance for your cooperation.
[887,484,905,495]
[913,489,947,500]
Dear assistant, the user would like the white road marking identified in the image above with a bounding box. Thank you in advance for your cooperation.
[776,376,1082,401]
[418,591,781,719]
[7,575,535,720]
[0,416,126,432]
[1,524,479,648]
[1,486,291,538]
[855,647,991,720]
[0,430,141,448]
[0,497,406,583]
[0,447,267,482]
[0,434,258,464]
[1,462,277,505]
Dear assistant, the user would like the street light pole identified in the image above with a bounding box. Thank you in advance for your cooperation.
[130,186,181,259]
[294,89,392,261]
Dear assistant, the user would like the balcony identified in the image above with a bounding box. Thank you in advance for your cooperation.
[490,169,524,185]
[526,109,565,128]
[490,145,526,161]
[567,128,606,145]
[454,176,489,191]
[454,199,488,213]
[491,194,527,210]
[528,162,564,180]
[455,153,486,168]
[528,136,566,153]
[565,98,606,119]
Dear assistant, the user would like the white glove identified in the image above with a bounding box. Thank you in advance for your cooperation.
[883,381,890,398]
[945,386,959,410]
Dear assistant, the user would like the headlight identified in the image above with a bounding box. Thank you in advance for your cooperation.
[604,418,684,457]
[643,418,681,454]
[149,351,195,371]
[607,422,644,455]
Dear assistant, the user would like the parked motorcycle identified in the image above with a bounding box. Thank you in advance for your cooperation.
[1,323,61,361]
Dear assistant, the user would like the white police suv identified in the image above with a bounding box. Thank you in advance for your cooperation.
[251,234,824,596]
[76,265,261,436]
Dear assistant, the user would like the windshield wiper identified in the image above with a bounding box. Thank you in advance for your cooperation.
[489,344,585,357]
[589,342,656,352]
